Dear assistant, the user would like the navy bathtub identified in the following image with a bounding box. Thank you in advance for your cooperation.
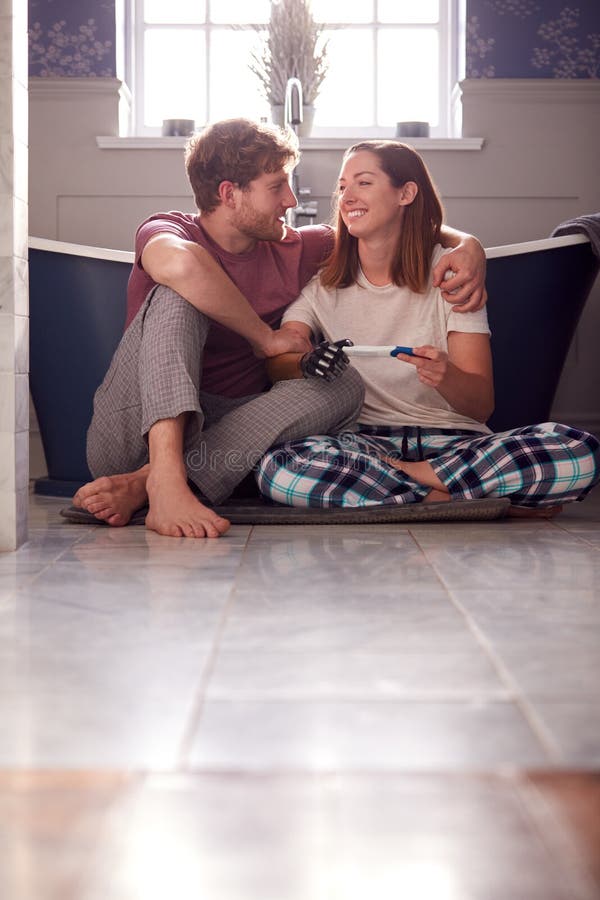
[484,233,598,432]
[29,238,133,495]
[29,233,599,496]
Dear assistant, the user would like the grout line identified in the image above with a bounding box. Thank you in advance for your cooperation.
[174,525,255,769]
[406,529,562,765]
[551,520,600,551]
[449,589,564,765]
[4,534,94,595]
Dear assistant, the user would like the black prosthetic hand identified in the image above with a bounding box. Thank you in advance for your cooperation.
[300,339,354,382]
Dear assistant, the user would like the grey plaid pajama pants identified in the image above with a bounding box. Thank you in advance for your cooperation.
[86,285,365,504]
[256,423,600,508]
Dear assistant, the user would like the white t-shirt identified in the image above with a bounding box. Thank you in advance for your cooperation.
[282,244,492,432]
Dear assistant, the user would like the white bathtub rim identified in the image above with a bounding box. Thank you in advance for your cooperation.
[485,233,589,259]
[29,231,590,265]
[29,236,135,265]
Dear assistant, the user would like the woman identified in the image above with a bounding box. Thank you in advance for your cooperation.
[256,141,600,512]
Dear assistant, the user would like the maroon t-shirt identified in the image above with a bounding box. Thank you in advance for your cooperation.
[127,212,333,398]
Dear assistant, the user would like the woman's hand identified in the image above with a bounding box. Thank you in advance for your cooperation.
[396,333,494,423]
[395,345,448,387]
[432,234,487,313]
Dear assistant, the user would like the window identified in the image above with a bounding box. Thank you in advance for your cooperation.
[127,0,459,137]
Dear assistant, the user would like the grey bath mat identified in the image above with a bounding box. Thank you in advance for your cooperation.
[60,497,511,526]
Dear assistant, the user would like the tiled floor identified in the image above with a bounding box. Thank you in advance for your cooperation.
[1,489,599,898]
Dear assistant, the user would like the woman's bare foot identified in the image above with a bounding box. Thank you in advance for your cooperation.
[508,504,564,518]
[381,455,450,501]
[73,466,150,526]
[424,489,450,504]
[145,469,230,538]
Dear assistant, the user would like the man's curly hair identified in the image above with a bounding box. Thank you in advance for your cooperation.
[185,118,299,213]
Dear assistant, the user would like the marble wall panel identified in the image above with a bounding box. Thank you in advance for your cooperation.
[0,370,15,430]
[0,256,27,316]
[0,257,14,314]
[15,372,28,432]
[0,311,14,371]
[0,486,28,549]
[0,17,11,79]
[14,427,28,490]
[0,432,14,492]
[0,0,28,551]
[14,312,27,373]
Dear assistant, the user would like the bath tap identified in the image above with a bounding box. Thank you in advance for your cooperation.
[284,78,303,227]
[284,77,303,130]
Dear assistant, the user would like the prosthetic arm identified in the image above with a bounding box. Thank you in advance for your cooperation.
[300,339,354,382]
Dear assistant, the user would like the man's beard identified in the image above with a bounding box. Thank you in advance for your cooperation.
[232,198,286,242]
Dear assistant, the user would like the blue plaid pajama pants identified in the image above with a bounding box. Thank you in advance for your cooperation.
[256,422,600,508]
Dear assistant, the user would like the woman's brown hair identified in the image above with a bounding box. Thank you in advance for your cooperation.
[320,140,444,293]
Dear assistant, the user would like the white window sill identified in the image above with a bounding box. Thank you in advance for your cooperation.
[96,136,485,151]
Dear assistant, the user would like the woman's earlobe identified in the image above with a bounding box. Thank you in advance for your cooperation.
[400,181,419,205]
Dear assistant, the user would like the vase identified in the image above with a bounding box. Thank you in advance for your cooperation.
[270,104,285,128]
[298,105,316,137]
[269,104,315,137]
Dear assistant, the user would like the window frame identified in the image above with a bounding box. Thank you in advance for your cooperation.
[125,0,461,138]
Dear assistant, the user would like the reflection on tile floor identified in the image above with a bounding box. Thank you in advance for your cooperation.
[0,489,599,898]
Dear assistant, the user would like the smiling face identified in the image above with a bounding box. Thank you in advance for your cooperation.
[337,150,416,242]
[231,168,297,242]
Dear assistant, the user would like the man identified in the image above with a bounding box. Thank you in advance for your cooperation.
[74,118,487,538]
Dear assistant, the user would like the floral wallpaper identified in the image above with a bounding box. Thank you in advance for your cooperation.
[28,0,116,77]
[27,1,599,80]
[466,1,600,77]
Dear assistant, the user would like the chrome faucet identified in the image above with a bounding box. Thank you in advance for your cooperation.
[284,78,303,227]
[284,77,303,130]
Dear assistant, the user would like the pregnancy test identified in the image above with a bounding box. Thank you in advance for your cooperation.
[344,345,417,358]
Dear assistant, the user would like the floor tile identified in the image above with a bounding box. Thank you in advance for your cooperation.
[525,772,600,893]
[330,773,591,900]
[1,489,599,897]
[0,566,49,592]
[246,524,413,540]
[411,524,600,591]
[0,612,215,766]
[4,772,591,900]
[0,562,227,767]
[0,527,89,559]
[231,583,451,614]
[464,627,600,700]
[219,605,482,653]
[455,588,600,626]
[11,561,237,612]
[205,648,509,700]
[527,704,600,766]
[0,687,199,768]
[56,524,250,567]
[188,700,548,771]
[241,527,439,588]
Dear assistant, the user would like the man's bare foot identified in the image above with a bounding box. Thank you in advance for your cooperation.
[145,470,230,538]
[73,467,150,526]
[508,504,564,518]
